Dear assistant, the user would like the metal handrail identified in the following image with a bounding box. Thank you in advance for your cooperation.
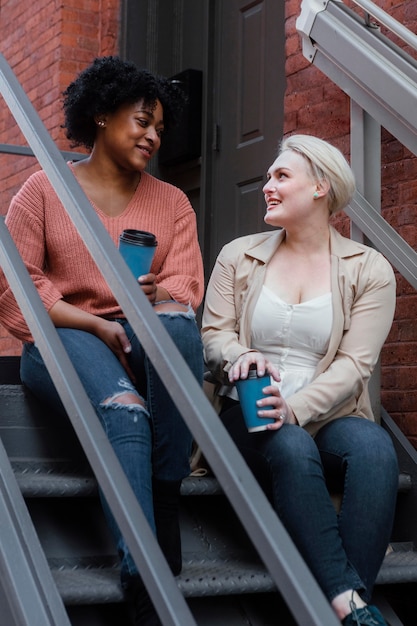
[346,191,417,291]
[0,436,71,626]
[298,0,417,158]
[0,143,86,161]
[0,52,338,625]
[351,0,417,52]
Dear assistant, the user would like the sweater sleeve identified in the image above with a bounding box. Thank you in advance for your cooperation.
[0,174,63,342]
[156,190,204,311]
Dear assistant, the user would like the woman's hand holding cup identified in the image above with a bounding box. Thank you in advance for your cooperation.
[228,351,280,383]
[231,352,295,431]
[255,384,295,430]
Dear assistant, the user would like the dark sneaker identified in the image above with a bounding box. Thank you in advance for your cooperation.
[342,604,388,625]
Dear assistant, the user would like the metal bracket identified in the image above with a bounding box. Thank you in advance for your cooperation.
[364,12,380,29]
[296,0,331,61]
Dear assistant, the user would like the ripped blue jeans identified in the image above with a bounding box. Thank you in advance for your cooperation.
[20,306,203,580]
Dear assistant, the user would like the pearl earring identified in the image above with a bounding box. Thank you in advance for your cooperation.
[313,191,319,199]
[97,120,105,127]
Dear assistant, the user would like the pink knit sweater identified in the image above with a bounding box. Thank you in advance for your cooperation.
[0,167,204,342]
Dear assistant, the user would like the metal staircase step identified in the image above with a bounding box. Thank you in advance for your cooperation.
[47,496,417,606]
[50,557,122,605]
[3,382,416,622]
[13,461,223,498]
[49,554,276,605]
[12,460,414,499]
[49,547,417,607]
[376,544,417,585]
[181,475,223,496]
[13,461,97,498]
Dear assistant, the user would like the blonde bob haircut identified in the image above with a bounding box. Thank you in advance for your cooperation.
[279,134,356,215]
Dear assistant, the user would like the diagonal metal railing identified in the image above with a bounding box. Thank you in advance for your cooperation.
[351,0,417,51]
[0,52,339,625]
[297,0,417,157]
[0,143,86,161]
[0,433,71,626]
[297,0,417,278]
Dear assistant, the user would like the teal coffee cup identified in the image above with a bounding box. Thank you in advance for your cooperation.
[235,368,275,432]
[119,229,157,278]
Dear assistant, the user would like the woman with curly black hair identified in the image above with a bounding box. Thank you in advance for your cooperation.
[63,56,186,150]
[0,56,204,625]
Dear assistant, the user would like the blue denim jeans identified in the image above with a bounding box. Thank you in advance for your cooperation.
[20,307,203,581]
[220,405,399,602]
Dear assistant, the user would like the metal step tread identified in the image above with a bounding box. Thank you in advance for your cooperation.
[12,460,413,498]
[50,557,122,605]
[49,547,417,606]
[13,461,97,497]
[13,461,223,498]
[376,544,417,585]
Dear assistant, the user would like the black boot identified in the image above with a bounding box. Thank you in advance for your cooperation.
[152,478,182,575]
[124,576,162,626]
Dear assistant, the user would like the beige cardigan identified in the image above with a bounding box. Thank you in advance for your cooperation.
[202,226,396,436]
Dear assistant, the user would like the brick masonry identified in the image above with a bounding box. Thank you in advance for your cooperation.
[0,0,416,447]
[0,0,120,355]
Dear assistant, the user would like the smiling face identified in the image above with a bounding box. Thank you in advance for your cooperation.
[98,99,165,172]
[262,149,320,228]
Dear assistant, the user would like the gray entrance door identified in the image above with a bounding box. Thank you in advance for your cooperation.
[207,0,285,271]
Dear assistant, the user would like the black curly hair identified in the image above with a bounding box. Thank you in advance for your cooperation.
[62,56,187,150]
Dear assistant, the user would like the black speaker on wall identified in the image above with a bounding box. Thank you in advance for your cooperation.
[158,68,203,166]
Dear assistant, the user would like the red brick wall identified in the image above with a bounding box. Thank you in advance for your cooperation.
[285,0,417,447]
[0,0,120,355]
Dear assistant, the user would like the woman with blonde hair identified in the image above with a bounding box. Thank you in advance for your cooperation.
[202,134,398,625]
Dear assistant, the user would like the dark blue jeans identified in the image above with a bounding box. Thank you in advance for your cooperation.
[220,405,399,602]
[20,308,204,581]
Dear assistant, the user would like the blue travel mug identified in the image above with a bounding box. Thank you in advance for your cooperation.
[235,368,275,432]
[119,229,158,278]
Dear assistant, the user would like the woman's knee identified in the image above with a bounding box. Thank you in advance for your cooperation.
[99,390,151,445]
[101,391,145,408]
[153,301,190,314]
[345,419,398,468]
[264,425,320,472]
[318,418,399,486]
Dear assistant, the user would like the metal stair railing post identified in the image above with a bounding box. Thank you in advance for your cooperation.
[349,106,383,420]
[349,104,381,244]
[0,52,340,625]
